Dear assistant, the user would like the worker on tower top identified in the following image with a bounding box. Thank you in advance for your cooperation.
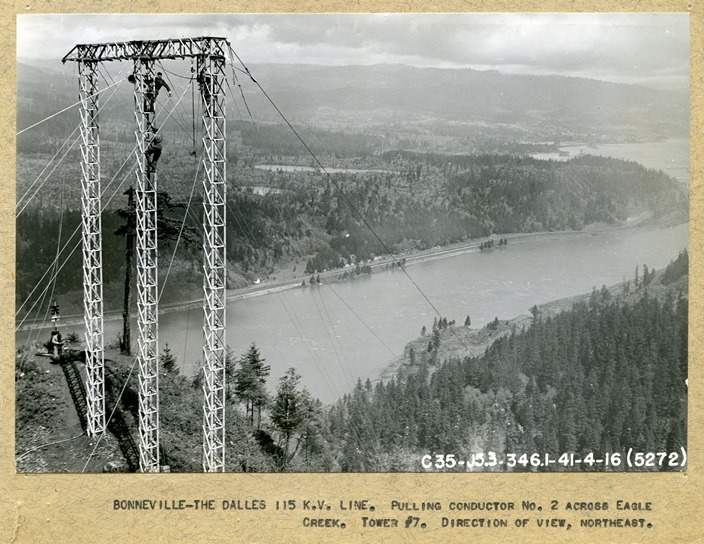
[128,70,172,114]
[197,65,212,104]
[155,72,172,99]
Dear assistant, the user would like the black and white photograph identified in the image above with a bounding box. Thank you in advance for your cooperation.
[15,12,689,474]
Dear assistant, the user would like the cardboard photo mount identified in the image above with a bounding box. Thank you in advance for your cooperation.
[2,1,702,542]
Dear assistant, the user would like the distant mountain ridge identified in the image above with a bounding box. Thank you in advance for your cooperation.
[17,60,688,144]
[241,63,688,139]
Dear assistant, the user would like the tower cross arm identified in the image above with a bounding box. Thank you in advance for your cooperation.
[62,36,231,63]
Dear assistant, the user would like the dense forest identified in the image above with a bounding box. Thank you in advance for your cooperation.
[325,250,688,472]
[15,59,689,318]
[165,249,692,472]
[318,250,687,472]
[17,249,686,472]
[16,150,687,317]
[15,60,690,474]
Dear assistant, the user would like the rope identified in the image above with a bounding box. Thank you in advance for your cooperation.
[16,125,79,214]
[219,66,396,452]
[24,171,65,351]
[224,70,245,124]
[158,160,200,301]
[16,431,87,461]
[81,359,138,472]
[277,290,340,399]
[191,60,197,155]
[160,66,193,80]
[226,188,389,458]
[16,78,125,136]
[16,136,80,218]
[324,282,398,360]
[227,52,472,353]
[16,79,194,328]
[15,163,135,331]
[307,286,381,455]
[17,75,130,326]
[154,61,194,146]
[226,61,256,128]
[313,282,360,387]
[17,69,127,217]
[221,194,374,447]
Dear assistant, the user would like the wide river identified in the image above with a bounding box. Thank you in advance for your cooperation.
[531,137,689,184]
[21,223,686,404]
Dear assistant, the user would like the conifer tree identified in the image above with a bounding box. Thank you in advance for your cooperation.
[234,343,270,428]
[272,368,312,470]
[159,342,177,373]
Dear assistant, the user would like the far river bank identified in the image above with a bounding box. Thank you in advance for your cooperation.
[17,219,688,404]
[16,216,683,333]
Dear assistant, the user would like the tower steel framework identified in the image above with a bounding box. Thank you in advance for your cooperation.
[133,59,160,472]
[63,37,230,472]
[198,52,228,472]
[77,60,106,437]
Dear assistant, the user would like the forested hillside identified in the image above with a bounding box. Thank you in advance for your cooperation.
[15,241,688,472]
[16,152,688,316]
[324,250,688,472]
[16,59,689,320]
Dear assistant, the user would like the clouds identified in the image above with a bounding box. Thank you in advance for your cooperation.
[17,12,689,90]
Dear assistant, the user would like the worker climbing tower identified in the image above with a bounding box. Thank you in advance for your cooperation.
[63,37,230,472]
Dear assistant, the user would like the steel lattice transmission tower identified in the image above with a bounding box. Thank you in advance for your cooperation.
[133,59,160,472]
[77,60,106,437]
[63,37,230,472]
[198,50,228,472]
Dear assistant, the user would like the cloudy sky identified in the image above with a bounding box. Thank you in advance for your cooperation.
[17,13,689,90]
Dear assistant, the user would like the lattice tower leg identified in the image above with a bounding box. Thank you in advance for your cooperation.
[78,60,106,437]
[200,49,228,472]
[133,59,160,472]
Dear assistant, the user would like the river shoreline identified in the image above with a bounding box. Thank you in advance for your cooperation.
[16,217,686,333]
[376,252,688,387]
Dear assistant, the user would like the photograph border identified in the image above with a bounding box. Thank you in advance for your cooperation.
[2,1,702,542]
